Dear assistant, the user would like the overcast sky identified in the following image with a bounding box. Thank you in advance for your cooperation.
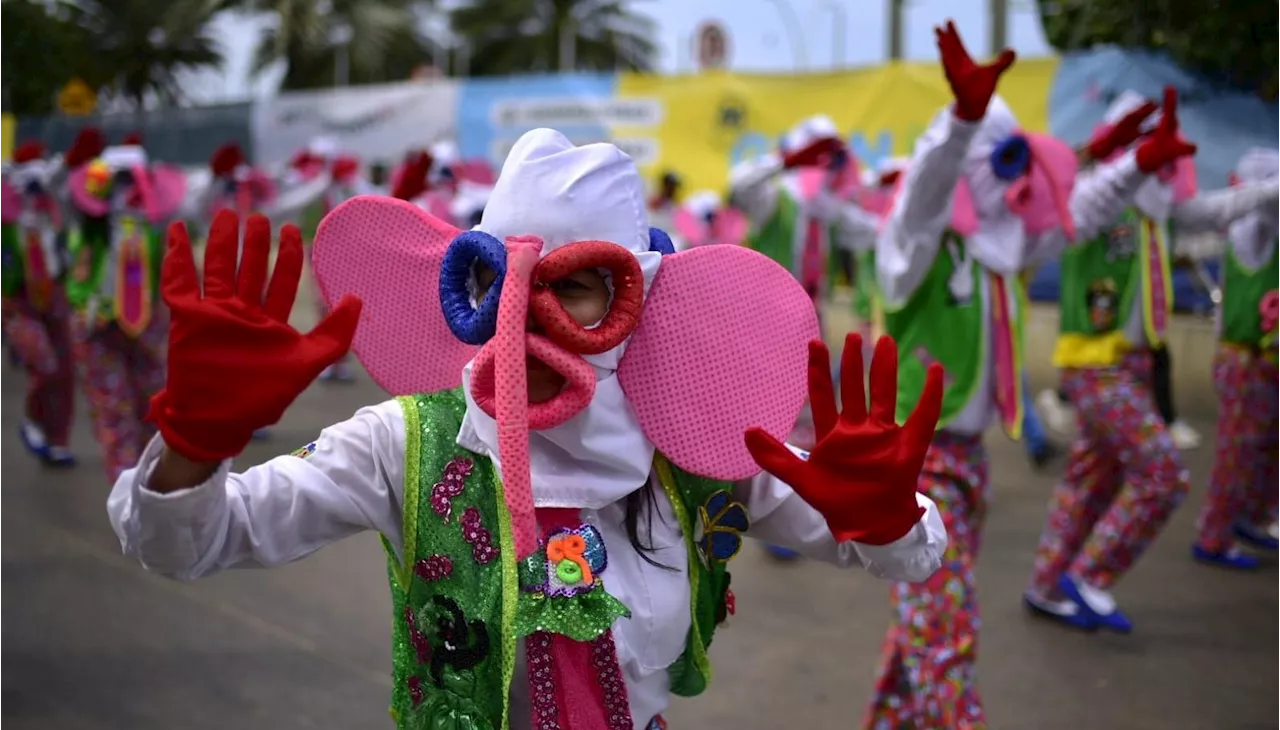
[190,0,1052,101]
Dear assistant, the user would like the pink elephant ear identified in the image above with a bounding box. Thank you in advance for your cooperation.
[67,166,109,217]
[672,207,708,247]
[950,178,979,237]
[312,195,479,395]
[143,164,188,221]
[618,246,819,480]
[1,181,20,223]
[714,208,749,246]
[1171,155,1198,203]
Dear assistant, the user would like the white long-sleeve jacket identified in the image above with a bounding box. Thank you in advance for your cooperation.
[107,400,947,729]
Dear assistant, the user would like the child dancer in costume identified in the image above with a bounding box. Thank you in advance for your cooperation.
[202,142,277,224]
[730,117,865,561]
[1191,147,1280,568]
[670,190,749,251]
[646,170,683,241]
[65,143,187,483]
[273,137,368,383]
[1026,88,1280,630]
[865,22,1149,728]
[847,158,905,345]
[109,129,947,730]
[2,141,78,466]
[392,142,496,228]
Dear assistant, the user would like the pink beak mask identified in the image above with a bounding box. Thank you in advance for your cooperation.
[314,129,818,729]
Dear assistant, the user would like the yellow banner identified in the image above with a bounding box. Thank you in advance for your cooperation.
[615,58,1059,196]
[1,114,14,162]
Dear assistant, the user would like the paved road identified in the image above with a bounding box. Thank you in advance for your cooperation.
[2,357,1276,729]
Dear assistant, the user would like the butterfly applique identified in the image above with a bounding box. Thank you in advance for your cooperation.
[695,491,750,565]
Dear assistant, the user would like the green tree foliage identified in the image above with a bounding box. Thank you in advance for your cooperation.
[246,0,433,90]
[1038,0,1278,100]
[450,0,657,76]
[1,0,95,114]
[65,0,227,110]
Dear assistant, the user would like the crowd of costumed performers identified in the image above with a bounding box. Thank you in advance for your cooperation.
[0,15,1273,730]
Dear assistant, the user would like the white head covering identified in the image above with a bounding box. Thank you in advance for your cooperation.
[100,145,148,171]
[684,190,722,218]
[781,115,840,156]
[1104,90,1175,220]
[430,140,461,168]
[307,135,340,158]
[1236,147,1280,185]
[456,129,665,509]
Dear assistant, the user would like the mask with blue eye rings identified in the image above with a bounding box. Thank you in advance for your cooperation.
[991,135,1031,181]
[23,179,44,196]
[828,147,849,171]
[702,209,718,226]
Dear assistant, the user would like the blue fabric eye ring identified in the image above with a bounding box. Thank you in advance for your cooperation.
[991,135,1031,181]
[648,227,676,256]
[439,230,507,345]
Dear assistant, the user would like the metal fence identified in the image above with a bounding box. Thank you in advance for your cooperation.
[14,102,253,167]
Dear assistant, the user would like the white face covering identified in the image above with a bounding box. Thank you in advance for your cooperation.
[455,130,665,510]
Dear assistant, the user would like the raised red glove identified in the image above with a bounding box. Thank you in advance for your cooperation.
[935,20,1016,122]
[1087,99,1159,160]
[783,136,845,169]
[745,333,943,545]
[1135,86,1197,173]
[147,210,363,461]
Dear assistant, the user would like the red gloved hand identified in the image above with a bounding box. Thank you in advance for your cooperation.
[1087,99,1159,161]
[1135,86,1197,173]
[745,333,943,545]
[935,20,1016,122]
[147,210,363,461]
[783,136,845,169]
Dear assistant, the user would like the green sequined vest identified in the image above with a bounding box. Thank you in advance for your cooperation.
[1220,240,1278,347]
[383,389,741,729]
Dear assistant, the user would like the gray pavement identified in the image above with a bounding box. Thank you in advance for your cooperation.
[2,357,1276,729]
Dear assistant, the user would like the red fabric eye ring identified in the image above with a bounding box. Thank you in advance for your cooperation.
[529,240,645,355]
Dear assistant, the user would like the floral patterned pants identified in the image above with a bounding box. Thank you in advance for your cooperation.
[4,285,76,445]
[865,432,988,730]
[1029,350,1191,596]
[71,308,168,483]
[1195,346,1279,551]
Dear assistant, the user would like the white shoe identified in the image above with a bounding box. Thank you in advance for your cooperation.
[1168,420,1202,451]
[1036,389,1076,436]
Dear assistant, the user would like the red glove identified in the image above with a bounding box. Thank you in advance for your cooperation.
[1087,99,1159,161]
[783,136,845,169]
[1135,86,1197,173]
[745,333,943,545]
[935,20,1016,122]
[147,210,363,461]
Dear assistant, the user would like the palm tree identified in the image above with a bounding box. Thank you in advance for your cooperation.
[245,0,433,90]
[58,0,227,111]
[450,0,657,76]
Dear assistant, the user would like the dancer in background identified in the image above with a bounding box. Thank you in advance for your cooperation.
[273,136,369,383]
[202,142,277,224]
[730,116,864,561]
[107,129,945,730]
[2,140,78,466]
[647,170,683,241]
[1026,88,1278,632]
[64,141,187,482]
[1191,147,1280,568]
[670,190,750,250]
[848,157,906,344]
[392,142,496,228]
[866,22,1137,727]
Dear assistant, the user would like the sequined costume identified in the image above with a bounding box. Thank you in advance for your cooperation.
[108,128,947,730]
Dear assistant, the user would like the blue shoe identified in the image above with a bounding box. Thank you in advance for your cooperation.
[1192,544,1262,570]
[1234,523,1279,551]
[19,422,51,461]
[1022,593,1098,631]
[43,446,77,468]
[765,544,801,561]
[251,428,272,441]
[1057,575,1133,634]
